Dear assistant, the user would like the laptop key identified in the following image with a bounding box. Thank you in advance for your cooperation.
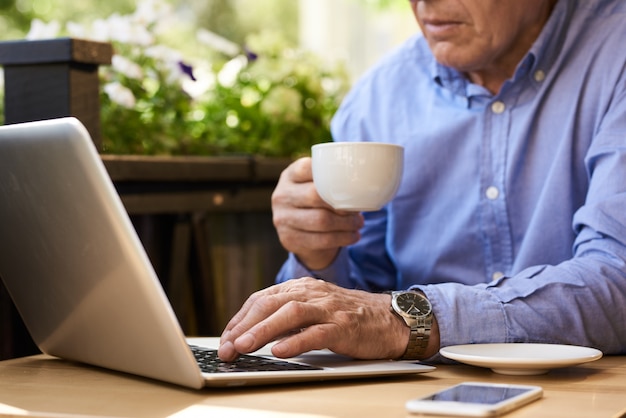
[189,345,323,373]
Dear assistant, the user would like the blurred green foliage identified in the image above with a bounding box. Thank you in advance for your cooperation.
[0,0,299,56]
[0,0,135,38]
[0,0,351,157]
[4,0,350,157]
[98,29,349,157]
[358,0,413,10]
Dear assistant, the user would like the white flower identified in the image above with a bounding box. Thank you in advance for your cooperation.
[112,55,144,80]
[73,17,115,43]
[66,22,86,39]
[74,14,153,45]
[26,19,61,40]
[144,44,182,62]
[104,82,136,108]
[108,14,154,46]
[87,18,113,42]
[67,0,171,46]
[182,64,216,99]
[133,0,172,27]
[197,28,240,57]
[144,45,185,84]
[218,55,247,88]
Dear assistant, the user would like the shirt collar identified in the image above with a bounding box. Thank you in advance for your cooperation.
[430,0,574,98]
[523,0,573,83]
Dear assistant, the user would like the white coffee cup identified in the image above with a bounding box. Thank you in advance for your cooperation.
[311,142,404,212]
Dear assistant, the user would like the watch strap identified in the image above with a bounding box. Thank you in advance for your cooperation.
[401,317,432,359]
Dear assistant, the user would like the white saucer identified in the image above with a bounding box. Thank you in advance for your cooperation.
[439,343,603,375]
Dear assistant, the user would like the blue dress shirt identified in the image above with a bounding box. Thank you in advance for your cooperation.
[277,0,626,355]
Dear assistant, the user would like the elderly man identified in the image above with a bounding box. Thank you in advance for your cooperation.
[219,0,626,362]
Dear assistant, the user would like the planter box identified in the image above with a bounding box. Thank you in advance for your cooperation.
[102,154,290,213]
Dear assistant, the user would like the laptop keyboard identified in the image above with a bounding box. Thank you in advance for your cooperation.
[189,345,323,373]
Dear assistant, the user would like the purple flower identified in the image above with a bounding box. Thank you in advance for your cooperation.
[178,61,196,81]
[244,45,258,62]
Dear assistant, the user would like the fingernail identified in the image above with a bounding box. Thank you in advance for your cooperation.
[272,341,290,358]
[217,341,235,361]
[236,333,255,352]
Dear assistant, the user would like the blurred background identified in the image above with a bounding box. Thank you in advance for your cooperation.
[0,0,420,359]
[0,0,418,157]
[0,0,416,80]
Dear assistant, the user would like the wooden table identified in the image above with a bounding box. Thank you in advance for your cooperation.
[0,351,624,418]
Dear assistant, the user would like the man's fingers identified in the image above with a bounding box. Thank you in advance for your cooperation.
[219,277,406,362]
[219,280,318,360]
[271,323,340,358]
[231,298,325,355]
[286,157,313,184]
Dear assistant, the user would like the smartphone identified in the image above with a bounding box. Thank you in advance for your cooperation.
[405,382,543,417]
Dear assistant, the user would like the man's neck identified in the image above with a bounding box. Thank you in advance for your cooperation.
[466,0,558,95]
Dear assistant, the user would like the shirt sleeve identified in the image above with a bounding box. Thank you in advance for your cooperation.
[275,249,353,288]
[420,76,626,355]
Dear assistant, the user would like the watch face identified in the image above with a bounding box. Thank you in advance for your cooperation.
[395,292,431,317]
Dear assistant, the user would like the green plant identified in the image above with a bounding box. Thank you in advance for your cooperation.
[26,0,350,157]
[357,0,411,10]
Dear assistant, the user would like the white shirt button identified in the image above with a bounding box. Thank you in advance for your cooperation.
[485,186,499,200]
[491,101,506,114]
[492,271,505,280]
[534,70,546,82]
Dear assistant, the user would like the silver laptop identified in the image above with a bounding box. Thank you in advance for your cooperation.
[0,118,434,389]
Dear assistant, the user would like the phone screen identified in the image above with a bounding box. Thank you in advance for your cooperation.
[423,384,533,404]
[406,382,543,416]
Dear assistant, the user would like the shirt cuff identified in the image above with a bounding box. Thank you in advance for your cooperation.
[414,282,508,352]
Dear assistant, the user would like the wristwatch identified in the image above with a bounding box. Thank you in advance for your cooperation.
[390,290,433,359]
